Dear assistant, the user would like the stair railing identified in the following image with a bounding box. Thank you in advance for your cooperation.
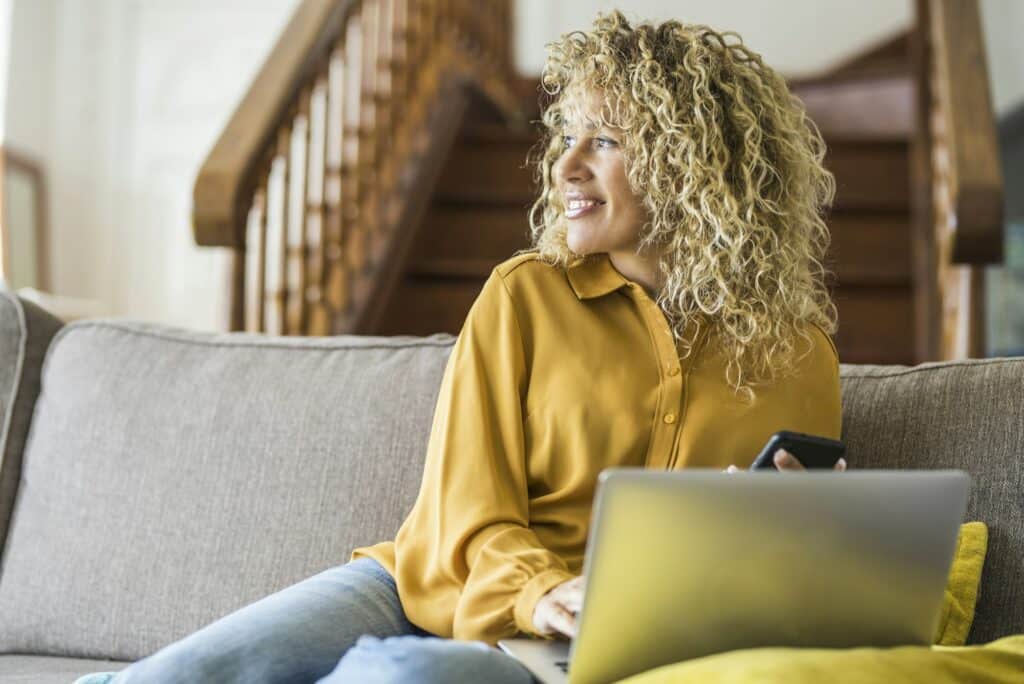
[912,0,1004,359]
[192,0,518,334]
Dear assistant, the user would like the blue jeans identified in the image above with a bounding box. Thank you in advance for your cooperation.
[103,557,537,683]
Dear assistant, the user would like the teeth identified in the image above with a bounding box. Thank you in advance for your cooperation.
[568,200,600,209]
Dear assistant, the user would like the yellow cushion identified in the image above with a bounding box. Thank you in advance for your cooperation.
[933,521,988,646]
[616,635,1024,684]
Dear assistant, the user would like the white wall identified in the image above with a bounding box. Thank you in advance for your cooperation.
[4,0,299,329]
[0,0,12,141]
[514,0,914,80]
[980,0,1024,118]
[3,0,1021,331]
[515,0,1023,116]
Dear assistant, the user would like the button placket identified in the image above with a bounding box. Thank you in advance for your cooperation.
[632,289,684,471]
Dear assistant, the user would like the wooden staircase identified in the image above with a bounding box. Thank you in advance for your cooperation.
[193,0,1004,366]
[378,39,919,364]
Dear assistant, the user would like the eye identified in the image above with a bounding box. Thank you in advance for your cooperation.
[561,135,576,149]
[596,137,618,148]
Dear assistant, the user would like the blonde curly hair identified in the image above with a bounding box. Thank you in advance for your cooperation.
[525,10,837,395]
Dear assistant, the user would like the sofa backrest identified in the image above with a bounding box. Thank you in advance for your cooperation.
[0,319,454,660]
[840,360,1024,644]
[0,308,1019,660]
[0,291,62,555]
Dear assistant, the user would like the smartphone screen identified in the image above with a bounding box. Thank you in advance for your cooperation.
[750,431,846,470]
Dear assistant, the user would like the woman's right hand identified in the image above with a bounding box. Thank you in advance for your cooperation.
[532,576,585,639]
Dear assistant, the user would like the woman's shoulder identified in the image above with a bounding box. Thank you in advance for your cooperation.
[807,322,840,366]
[490,249,569,294]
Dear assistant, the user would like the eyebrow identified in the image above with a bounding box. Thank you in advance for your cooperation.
[562,119,601,132]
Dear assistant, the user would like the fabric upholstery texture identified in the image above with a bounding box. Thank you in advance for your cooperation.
[0,305,1020,677]
[0,320,455,661]
[839,359,1024,644]
[0,291,63,556]
[0,655,127,684]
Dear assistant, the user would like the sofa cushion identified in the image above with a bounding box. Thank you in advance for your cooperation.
[934,521,988,646]
[0,655,127,684]
[839,359,1024,644]
[0,290,62,555]
[0,320,454,661]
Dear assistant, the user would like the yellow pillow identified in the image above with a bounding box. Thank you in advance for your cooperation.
[933,521,988,646]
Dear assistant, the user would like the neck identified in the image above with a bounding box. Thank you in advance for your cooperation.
[607,249,663,299]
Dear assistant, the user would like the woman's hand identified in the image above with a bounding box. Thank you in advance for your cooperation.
[724,448,847,473]
[532,576,585,639]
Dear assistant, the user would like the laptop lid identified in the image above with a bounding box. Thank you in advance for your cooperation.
[565,469,970,684]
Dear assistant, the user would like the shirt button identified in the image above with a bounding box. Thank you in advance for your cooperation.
[663,413,676,424]
[667,366,680,376]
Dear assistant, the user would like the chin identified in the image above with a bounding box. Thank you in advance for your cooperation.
[566,228,605,257]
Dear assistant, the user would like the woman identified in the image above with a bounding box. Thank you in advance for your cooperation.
[78,10,844,684]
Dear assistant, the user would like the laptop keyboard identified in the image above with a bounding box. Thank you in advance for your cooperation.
[555,660,570,673]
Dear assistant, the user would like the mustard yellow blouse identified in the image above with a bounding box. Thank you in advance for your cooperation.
[351,250,841,645]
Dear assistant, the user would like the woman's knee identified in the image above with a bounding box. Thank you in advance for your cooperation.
[319,634,536,684]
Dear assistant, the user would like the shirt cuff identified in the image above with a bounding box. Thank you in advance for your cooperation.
[513,567,578,637]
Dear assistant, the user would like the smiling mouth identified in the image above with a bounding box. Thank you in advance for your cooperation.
[566,200,606,219]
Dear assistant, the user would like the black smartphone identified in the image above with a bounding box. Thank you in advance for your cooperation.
[749,430,846,470]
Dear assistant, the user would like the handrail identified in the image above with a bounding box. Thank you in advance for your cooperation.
[927,0,1004,265]
[193,0,354,248]
[191,0,518,333]
[911,0,1005,360]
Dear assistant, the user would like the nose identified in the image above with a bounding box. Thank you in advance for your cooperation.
[554,139,592,186]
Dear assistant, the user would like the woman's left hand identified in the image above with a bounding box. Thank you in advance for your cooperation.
[724,449,847,473]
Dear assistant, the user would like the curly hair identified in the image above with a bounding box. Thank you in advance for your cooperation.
[524,10,837,396]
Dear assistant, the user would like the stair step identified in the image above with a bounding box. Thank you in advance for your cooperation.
[436,135,538,200]
[375,278,487,336]
[833,285,915,364]
[408,259,497,279]
[828,213,911,286]
[795,74,913,138]
[413,205,533,264]
[376,271,916,364]
[438,130,907,212]
[411,201,909,287]
[826,139,909,211]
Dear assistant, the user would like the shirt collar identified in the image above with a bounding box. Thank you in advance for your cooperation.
[566,252,631,300]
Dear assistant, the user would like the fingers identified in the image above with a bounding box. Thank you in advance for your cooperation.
[772,449,848,471]
[554,576,584,614]
[773,449,805,472]
[549,603,578,639]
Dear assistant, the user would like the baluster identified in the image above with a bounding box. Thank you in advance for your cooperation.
[344,9,365,275]
[265,126,291,335]
[360,0,380,261]
[286,89,311,335]
[324,42,349,327]
[244,187,268,332]
[376,0,394,206]
[305,75,329,335]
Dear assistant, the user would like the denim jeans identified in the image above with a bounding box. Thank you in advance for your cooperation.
[92,557,536,684]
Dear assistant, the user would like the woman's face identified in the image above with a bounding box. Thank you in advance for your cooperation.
[553,88,647,257]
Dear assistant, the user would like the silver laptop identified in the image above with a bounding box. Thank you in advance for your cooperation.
[498,469,970,684]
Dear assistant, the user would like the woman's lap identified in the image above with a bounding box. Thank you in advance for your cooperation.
[91,557,534,684]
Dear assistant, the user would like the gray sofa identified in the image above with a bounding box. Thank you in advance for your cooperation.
[0,290,1021,683]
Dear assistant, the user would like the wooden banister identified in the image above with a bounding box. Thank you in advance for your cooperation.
[193,0,519,333]
[194,0,355,249]
[928,0,1004,265]
[911,0,1004,360]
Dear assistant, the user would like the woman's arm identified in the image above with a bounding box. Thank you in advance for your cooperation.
[389,269,575,646]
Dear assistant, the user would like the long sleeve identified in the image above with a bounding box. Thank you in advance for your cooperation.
[389,269,576,645]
